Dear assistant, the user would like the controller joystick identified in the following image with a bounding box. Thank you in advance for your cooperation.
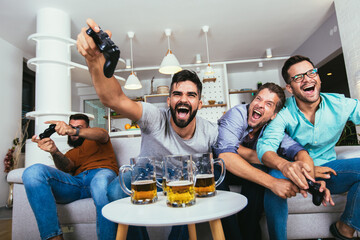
[306,178,324,206]
[86,27,120,78]
[39,124,56,139]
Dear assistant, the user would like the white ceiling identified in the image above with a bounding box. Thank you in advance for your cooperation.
[0,0,335,85]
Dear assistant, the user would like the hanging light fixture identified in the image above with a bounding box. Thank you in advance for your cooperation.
[202,25,215,77]
[159,29,182,74]
[124,32,142,90]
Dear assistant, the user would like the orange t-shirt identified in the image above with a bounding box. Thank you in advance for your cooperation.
[65,138,119,176]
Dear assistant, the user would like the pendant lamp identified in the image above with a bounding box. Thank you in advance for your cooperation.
[124,32,142,90]
[202,26,215,76]
[159,29,182,75]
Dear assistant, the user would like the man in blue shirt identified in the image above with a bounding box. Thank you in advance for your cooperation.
[257,55,360,240]
[213,83,321,240]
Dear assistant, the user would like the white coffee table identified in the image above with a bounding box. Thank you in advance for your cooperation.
[102,190,247,240]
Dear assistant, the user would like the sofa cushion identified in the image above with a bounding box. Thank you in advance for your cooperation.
[287,193,346,214]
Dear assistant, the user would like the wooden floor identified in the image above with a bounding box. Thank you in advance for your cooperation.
[0,219,11,240]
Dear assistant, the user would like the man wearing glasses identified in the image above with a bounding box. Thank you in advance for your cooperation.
[257,55,360,240]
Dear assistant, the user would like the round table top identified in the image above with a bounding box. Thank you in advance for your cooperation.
[102,190,247,227]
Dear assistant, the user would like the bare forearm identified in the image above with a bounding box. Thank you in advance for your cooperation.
[237,145,261,164]
[51,150,74,172]
[261,151,286,170]
[77,127,109,143]
[219,152,273,189]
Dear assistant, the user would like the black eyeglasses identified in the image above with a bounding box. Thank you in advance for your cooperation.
[290,68,318,83]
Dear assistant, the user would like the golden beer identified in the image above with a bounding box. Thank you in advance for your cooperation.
[195,174,216,197]
[131,180,157,204]
[167,180,195,207]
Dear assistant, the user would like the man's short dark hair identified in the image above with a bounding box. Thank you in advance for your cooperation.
[282,55,315,84]
[170,70,202,99]
[256,82,285,113]
[69,114,89,127]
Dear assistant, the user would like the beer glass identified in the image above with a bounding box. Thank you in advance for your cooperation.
[119,157,158,204]
[164,155,196,207]
[192,153,225,197]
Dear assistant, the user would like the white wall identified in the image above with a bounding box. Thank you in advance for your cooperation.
[0,37,23,207]
[292,12,342,66]
[227,68,283,107]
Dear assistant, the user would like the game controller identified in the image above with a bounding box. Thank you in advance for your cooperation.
[86,27,120,78]
[39,124,56,139]
[306,178,324,206]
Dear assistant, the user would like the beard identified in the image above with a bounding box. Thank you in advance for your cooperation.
[170,102,198,128]
[68,136,85,148]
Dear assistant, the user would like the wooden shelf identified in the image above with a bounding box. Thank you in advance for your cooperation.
[202,103,227,108]
[203,78,216,83]
[229,89,257,94]
[104,114,126,119]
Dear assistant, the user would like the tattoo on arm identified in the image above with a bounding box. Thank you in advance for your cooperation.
[51,151,74,172]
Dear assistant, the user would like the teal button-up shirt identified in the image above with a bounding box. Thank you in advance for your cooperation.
[257,93,360,166]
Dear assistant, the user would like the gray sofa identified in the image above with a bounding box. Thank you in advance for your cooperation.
[7,136,360,239]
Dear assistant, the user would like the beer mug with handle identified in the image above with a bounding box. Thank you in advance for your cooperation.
[119,157,158,204]
[164,154,196,207]
[192,153,226,197]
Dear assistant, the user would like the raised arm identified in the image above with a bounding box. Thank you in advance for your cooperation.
[76,18,142,121]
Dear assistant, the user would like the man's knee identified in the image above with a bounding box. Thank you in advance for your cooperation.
[91,169,116,190]
[107,176,129,201]
[22,163,48,183]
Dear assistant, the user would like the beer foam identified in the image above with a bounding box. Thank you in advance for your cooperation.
[132,180,155,185]
[196,174,214,179]
[167,180,193,187]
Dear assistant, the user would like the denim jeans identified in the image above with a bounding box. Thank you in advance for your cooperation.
[215,164,268,240]
[264,158,360,240]
[22,163,117,240]
[107,171,189,240]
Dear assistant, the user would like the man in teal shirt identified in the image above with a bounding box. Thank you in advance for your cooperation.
[257,55,360,240]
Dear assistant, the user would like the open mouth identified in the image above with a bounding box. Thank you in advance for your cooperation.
[176,106,190,119]
[252,109,262,120]
[303,85,315,92]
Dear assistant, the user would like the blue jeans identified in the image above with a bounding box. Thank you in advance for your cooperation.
[22,163,117,240]
[107,172,189,240]
[264,158,360,240]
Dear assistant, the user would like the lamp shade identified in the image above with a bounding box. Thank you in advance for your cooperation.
[124,72,142,90]
[159,50,182,74]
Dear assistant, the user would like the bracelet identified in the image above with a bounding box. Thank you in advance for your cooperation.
[75,127,80,136]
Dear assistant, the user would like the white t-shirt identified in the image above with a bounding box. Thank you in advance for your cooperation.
[137,102,218,157]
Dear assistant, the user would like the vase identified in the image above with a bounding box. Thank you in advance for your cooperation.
[6,183,14,208]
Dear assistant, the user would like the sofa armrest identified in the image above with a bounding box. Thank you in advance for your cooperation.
[7,168,25,184]
[335,146,360,159]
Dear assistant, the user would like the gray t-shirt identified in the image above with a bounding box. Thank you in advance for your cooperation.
[137,102,218,157]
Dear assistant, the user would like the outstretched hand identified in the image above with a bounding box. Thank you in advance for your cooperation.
[279,161,312,189]
[315,166,337,179]
[76,18,112,62]
[45,120,77,136]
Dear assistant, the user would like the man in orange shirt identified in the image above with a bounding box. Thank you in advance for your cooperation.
[22,114,118,240]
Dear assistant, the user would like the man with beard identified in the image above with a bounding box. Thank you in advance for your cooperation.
[213,82,325,240]
[22,114,119,240]
[76,19,218,240]
[257,55,360,240]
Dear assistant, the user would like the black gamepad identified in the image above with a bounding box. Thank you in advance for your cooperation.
[86,27,120,78]
[39,124,56,139]
[306,178,324,206]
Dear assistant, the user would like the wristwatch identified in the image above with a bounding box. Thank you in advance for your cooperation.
[74,127,80,136]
